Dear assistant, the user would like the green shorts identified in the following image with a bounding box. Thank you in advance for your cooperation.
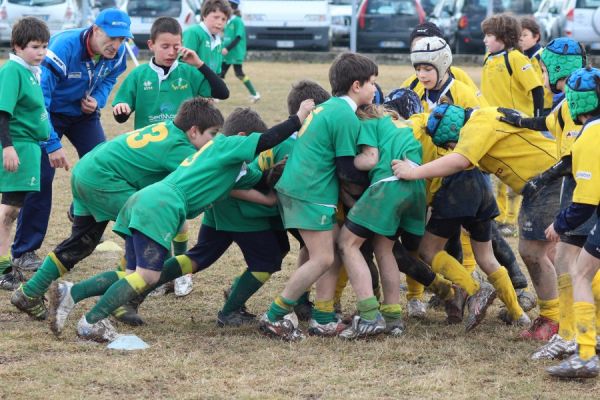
[0,140,41,192]
[71,173,136,222]
[113,182,187,250]
[277,192,336,231]
[347,179,426,237]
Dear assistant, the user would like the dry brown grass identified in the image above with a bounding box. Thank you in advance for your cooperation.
[1,61,599,399]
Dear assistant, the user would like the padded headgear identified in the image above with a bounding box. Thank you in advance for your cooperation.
[384,88,424,119]
[541,38,586,92]
[565,66,600,121]
[411,37,452,87]
[426,104,469,147]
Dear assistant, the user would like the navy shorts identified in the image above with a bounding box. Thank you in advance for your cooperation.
[125,230,169,272]
[186,225,284,273]
[559,176,596,241]
[1,191,29,207]
[427,217,492,242]
[519,178,561,241]
[584,219,600,259]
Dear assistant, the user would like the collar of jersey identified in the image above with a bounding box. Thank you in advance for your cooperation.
[150,57,179,82]
[200,22,222,50]
[525,43,542,59]
[424,76,454,107]
[487,49,508,58]
[9,53,41,82]
[339,95,357,112]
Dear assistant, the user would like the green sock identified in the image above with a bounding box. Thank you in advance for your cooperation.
[22,253,64,298]
[172,232,189,256]
[138,256,191,296]
[311,299,337,324]
[297,291,311,305]
[71,271,125,303]
[0,256,11,275]
[222,270,270,315]
[242,76,257,96]
[85,272,147,324]
[266,296,296,322]
[380,303,402,322]
[357,296,380,321]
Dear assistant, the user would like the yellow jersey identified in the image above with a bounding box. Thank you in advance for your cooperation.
[545,98,583,158]
[410,77,487,113]
[481,49,543,116]
[571,118,600,205]
[529,48,554,109]
[401,66,479,92]
[453,107,557,193]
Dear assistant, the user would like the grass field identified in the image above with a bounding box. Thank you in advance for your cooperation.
[1,61,599,399]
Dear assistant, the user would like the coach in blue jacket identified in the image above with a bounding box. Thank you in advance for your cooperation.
[11,9,132,270]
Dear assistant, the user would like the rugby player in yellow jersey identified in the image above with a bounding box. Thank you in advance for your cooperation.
[392,104,561,341]
[546,67,600,379]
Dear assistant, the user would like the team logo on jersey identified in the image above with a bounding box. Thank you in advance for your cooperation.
[29,177,37,186]
[29,76,38,85]
[40,111,48,122]
[576,171,592,180]
[143,80,153,91]
[171,78,189,91]
[522,64,532,71]
[68,72,82,79]
[566,130,580,139]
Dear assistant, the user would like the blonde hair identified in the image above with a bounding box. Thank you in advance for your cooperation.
[357,104,401,121]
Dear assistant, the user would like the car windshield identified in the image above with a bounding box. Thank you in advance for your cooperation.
[463,0,541,14]
[127,0,182,17]
[8,0,67,5]
[367,0,416,15]
[329,0,353,4]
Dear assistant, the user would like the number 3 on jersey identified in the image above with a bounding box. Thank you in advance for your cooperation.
[126,123,169,149]
[297,106,324,138]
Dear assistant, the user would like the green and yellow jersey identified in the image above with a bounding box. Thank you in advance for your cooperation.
[183,23,223,74]
[481,49,543,116]
[112,60,212,129]
[276,96,360,206]
[453,107,557,193]
[571,118,600,206]
[545,98,582,159]
[223,14,247,65]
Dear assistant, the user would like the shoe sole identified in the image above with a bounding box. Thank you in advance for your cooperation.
[465,290,497,332]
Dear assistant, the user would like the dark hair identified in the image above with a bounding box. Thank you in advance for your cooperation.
[287,80,331,115]
[481,14,521,51]
[329,52,378,97]
[409,22,444,46]
[174,97,224,132]
[11,17,50,50]
[201,0,232,19]
[222,107,268,136]
[150,17,182,42]
[520,17,541,43]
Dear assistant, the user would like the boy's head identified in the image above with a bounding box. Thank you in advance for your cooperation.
[481,14,520,53]
[148,17,182,67]
[411,37,452,90]
[541,38,586,94]
[229,0,240,11]
[519,17,541,52]
[329,52,378,105]
[11,17,50,66]
[565,66,600,123]
[175,97,224,148]
[201,0,232,34]
[426,103,472,148]
[287,80,331,115]
[384,88,423,119]
[222,107,268,136]
[409,22,444,50]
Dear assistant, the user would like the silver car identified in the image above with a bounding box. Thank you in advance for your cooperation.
[564,0,600,49]
[534,0,575,44]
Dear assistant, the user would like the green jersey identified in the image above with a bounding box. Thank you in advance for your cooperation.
[223,15,246,65]
[276,97,360,205]
[112,60,212,129]
[74,120,197,191]
[358,116,422,183]
[183,23,223,74]
[0,57,49,142]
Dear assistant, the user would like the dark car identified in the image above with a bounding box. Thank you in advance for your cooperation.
[356,0,425,52]
[430,0,542,54]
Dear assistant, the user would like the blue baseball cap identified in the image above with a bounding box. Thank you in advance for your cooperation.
[95,8,133,39]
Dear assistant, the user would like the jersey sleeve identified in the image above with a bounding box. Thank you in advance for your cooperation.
[511,52,543,93]
[452,111,499,166]
[111,67,138,110]
[191,67,212,98]
[183,27,202,53]
[450,66,479,91]
[545,103,561,139]
[0,66,19,116]
[572,132,600,205]
[357,120,378,147]
[225,132,262,163]
[332,111,359,157]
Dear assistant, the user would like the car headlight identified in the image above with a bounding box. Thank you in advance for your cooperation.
[244,14,267,21]
[305,14,326,22]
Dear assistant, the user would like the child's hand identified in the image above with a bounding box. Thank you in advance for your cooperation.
[2,146,19,172]
[179,47,204,68]
[545,223,560,242]
[391,159,417,180]
[266,157,287,188]
[221,48,228,56]
[113,103,132,116]
[296,99,315,122]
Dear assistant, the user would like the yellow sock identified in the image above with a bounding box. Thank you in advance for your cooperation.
[592,271,600,330]
[460,232,477,275]
[557,274,575,340]
[488,267,523,320]
[334,265,349,306]
[573,302,597,360]
[314,299,335,313]
[429,273,455,301]
[116,256,126,272]
[539,298,560,323]
[406,276,425,301]
[495,181,509,224]
[431,251,479,296]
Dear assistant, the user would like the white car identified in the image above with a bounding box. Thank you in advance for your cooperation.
[535,0,575,44]
[0,0,82,44]
[564,0,600,49]
[121,0,201,48]
[329,0,351,46]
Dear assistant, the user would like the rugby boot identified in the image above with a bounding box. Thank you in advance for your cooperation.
[10,285,47,320]
[519,316,559,341]
[464,282,496,332]
[547,354,600,379]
